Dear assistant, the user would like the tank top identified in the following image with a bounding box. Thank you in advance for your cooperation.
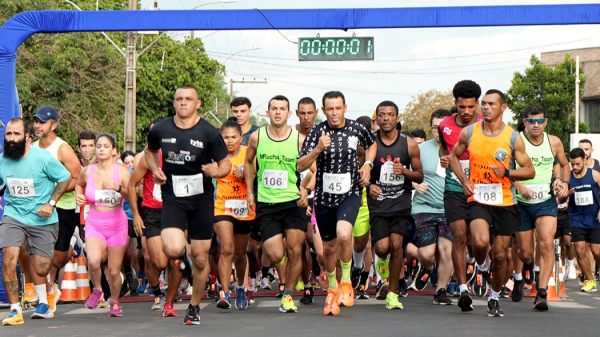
[256,127,300,203]
[367,131,412,213]
[215,146,255,220]
[85,164,123,208]
[516,132,554,204]
[141,150,163,209]
[466,122,518,206]
[33,137,76,209]
[568,168,600,229]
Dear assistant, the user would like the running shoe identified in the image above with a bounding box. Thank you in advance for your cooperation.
[86,289,103,309]
[250,278,258,292]
[214,286,223,302]
[523,260,535,285]
[533,288,549,311]
[119,280,131,298]
[260,277,272,290]
[24,283,38,303]
[512,279,524,302]
[137,273,147,293]
[275,284,285,298]
[98,297,111,309]
[217,290,232,309]
[31,303,54,319]
[534,270,540,291]
[579,273,585,287]
[411,266,432,291]
[295,281,304,292]
[351,266,363,289]
[356,284,369,299]
[152,296,166,310]
[581,279,597,292]
[109,302,123,317]
[176,253,192,279]
[279,294,297,313]
[410,260,420,280]
[126,270,139,296]
[473,270,488,298]
[446,280,457,296]
[236,287,248,310]
[457,290,473,312]
[487,299,504,317]
[208,282,218,297]
[183,304,201,325]
[267,272,276,284]
[376,255,390,279]
[567,265,577,280]
[246,290,255,304]
[2,310,24,326]
[466,262,476,284]
[499,286,509,298]
[385,291,403,310]
[47,284,61,313]
[429,265,439,287]
[338,281,354,307]
[375,279,389,300]
[323,288,340,316]
[299,287,314,304]
[163,302,178,317]
[433,288,453,305]
[397,279,408,298]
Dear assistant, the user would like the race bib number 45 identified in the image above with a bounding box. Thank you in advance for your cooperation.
[474,183,503,205]
[323,172,351,194]
[172,173,204,197]
[574,190,593,206]
[7,178,35,197]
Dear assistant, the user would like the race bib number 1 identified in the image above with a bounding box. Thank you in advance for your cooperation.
[225,199,248,219]
[574,190,593,206]
[7,178,35,197]
[172,173,204,197]
[473,183,503,205]
[262,170,288,189]
[323,172,351,194]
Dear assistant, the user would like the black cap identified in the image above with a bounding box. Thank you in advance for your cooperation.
[33,106,59,123]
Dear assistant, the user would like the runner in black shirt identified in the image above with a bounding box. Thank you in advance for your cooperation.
[297,91,376,316]
[145,85,231,326]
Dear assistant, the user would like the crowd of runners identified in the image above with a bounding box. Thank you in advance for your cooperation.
[1,79,599,326]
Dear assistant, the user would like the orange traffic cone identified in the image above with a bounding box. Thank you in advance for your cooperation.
[546,266,568,301]
[60,257,79,302]
[76,255,91,301]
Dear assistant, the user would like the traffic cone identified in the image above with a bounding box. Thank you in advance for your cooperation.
[76,255,91,301]
[60,257,79,302]
[546,266,568,301]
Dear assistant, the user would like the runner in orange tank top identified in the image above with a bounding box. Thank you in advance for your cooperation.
[449,89,534,318]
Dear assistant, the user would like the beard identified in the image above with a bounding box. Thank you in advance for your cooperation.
[4,138,27,160]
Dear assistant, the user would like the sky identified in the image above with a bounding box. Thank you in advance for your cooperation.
[137,0,600,127]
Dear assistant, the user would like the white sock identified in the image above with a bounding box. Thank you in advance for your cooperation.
[466,254,475,264]
[10,303,21,313]
[477,261,489,272]
[488,290,500,301]
[47,284,55,295]
[514,273,523,281]
[568,259,575,268]
[459,284,469,293]
[533,264,540,272]
[353,249,366,270]
[304,282,311,289]
[70,235,77,248]
[35,284,48,305]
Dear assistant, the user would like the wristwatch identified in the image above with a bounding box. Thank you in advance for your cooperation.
[363,160,373,168]
[49,200,57,207]
[505,168,510,178]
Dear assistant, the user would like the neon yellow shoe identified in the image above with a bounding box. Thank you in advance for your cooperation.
[295,281,304,292]
[376,255,390,279]
[279,294,297,313]
[385,291,404,310]
[581,279,597,292]
[2,310,24,326]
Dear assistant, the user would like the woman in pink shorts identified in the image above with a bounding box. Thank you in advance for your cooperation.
[76,135,131,317]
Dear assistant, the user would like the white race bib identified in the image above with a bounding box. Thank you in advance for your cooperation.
[379,162,404,185]
[262,170,288,189]
[323,172,352,194]
[7,178,35,198]
[435,160,446,178]
[574,190,593,206]
[450,160,470,184]
[83,204,90,220]
[95,190,122,207]
[152,183,163,202]
[299,169,314,198]
[172,173,204,197]
[473,183,503,205]
[225,199,248,219]
[527,184,549,202]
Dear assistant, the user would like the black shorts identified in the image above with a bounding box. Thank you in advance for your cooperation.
[142,207,162,239]
[127,220,142,249]
[161,199,213,241]
[370,209,413,245]
[209,232,219,255]
[256,200,307,242]
[444,190,469,224]
[55,207,78,252]
[555,211,572,238]
[314,195,361,242]
[571,226,600,244]
[518,197,557,232]
[468,203,520,237]
[214,215,255,235]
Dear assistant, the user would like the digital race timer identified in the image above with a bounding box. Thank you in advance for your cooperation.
[298,37,374,61]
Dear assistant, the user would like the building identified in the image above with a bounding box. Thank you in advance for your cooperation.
[541,47,600,133]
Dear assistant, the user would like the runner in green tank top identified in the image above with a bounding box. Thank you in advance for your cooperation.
[511,104,570,311]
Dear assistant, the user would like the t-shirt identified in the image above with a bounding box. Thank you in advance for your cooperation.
[214,146,255,220]
[299,119,375,208]
[147,117,228,204]
[241,125,260,146]
[412,139,445,214]
[0,147,71,226]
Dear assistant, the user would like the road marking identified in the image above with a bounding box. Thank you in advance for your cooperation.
[63,302,208,315]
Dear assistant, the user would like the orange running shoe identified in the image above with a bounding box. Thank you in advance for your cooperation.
[337,281,354,307]
[24,283,37,303]
[323,288,340,316]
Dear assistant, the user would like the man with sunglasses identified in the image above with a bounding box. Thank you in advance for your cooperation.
[510,105,570,311]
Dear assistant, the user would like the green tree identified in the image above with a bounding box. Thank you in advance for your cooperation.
[401,89,454,139]
[507,55,588,149]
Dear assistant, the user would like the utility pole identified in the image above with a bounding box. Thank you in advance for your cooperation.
[229,78,267,103]
[123,0,137,152]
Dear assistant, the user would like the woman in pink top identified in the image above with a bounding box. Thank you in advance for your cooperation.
[75,135,131,317]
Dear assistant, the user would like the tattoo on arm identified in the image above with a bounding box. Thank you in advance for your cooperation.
[51,177,72,202]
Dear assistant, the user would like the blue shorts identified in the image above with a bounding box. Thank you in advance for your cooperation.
[518,197,557,232]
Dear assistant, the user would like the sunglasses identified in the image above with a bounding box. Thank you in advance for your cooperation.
[525,118,547,125]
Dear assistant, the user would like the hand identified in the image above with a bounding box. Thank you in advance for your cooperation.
[233,165,244,179]
[489,165,506,178]
[153,169,167,185]
[393,158,405,175]
[567,188,575,196]
[463,180,474,197]
[133,214,146,237]
[415,182,429,195]
[297,189,309,208]
[202,163,219,178]
[247,193,255,216]
[519,187,534,200]
[369,184,382,200]
[439,155,449,169]
[76,194,87,206]
[316,130,331,153]
[358,165,371,186]
[306,205,312,217]
[556,182,570,199]
[36,203,55,218]
[102,180,117,191]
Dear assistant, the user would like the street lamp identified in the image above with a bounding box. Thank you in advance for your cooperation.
[190,0,236,39]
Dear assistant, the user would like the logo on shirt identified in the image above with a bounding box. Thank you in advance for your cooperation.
[348,136,358,150]
[443,127,452,135]
[494,148,508,162]
[162,138,176,144]
[190,139,204,148]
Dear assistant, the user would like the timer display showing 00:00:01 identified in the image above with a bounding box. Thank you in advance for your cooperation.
[298,37,374,61]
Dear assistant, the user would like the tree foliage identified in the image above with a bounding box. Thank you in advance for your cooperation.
[507,55,589,149]
[401,89,454,139]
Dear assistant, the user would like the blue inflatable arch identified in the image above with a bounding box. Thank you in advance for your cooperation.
[1,4,600,145]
